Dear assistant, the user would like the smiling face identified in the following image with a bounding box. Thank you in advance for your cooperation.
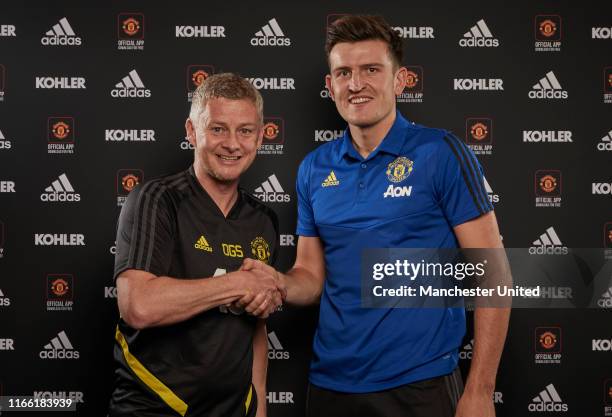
[326,39,406,130]
[186,97,263,184]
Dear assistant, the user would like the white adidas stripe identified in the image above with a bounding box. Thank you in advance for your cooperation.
[255,174,284,193]
[255,18,285,37]
[533,71,563,90]
[267,332,283,350]
[115,70,146,89]
[0,130,4,139]
[44,331,74,350]
[44,174,74,193]
[464,19,493,38]
[483,177,493,193]
[533,227,562,246]
[601,288,612,299]
[532,384,562,403]
[0,289,4,297]
[602,131,612,142]
[45,17,76,37]
[463,339,474,350]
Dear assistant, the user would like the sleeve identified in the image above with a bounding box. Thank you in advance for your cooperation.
[434,132,493,227]
[113,181,175,280]
[295,154,318,237]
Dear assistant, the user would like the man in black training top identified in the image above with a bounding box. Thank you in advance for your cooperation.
[108,73,283,417]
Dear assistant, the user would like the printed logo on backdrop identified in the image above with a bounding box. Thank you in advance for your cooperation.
[105,129,155,143]
[453,77,503,91]
[605,379,612,416]
[247,77,294,90]
[599,288,612,308]
[35,76,85,90]
[46,274,73,312]
[258,117,284,155]
[535,15,562,52]
[529,226,569,255]
[0,129,11,150]
[459,19,499,47]
[0,64,5,101]
[267,392,294,404]
[34,234,85,246]
[528,383,568,412]
[593,182,612,195]
[47,116,75,154]
[0,24,16,37]
[483,177,499,204]
[593,27,612,39]
[280,234,295,247]
[0,287,10,307]
[187,65,215,102]
[605,222,612,260]
[0,337,14,351]
[111,69,151,98]
[459,338,473,360]
[320,81,331,99]
[41,17,82,46]
[176,24,225,38]
[534,170,562,208]
[267,331,290,359]
[33,391,84,404]
[604,67,612,104]
[315,129,343,142]
[117,13,144,51]
[465,117,492,155]
[392,25,434,39]
[39,331,79,360]
[105,285,117,299]
[40,173,80,202]
[251,18,290,47]
[529,71,568,99]
[534,326,562,364]
[0,221,4,259]
[598,130,612,151]
[523,130,572,143]
[593,339,612,352]
[397,66,424,103]
[117,169,143,207]
[254,174,290,203]
[0,180,15,193]
[180,136,195,150]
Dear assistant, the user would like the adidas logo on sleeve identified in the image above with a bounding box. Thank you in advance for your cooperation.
[528,71,568,99]
[459,19,499,47]
[41,17,82,46]
[250,18,291,46]
[111,69,151,98]
[528,383,568,412]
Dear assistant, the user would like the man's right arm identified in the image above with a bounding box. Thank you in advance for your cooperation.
[117,268,279,330]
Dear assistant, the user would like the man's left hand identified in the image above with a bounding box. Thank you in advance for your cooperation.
[455,390,495,417]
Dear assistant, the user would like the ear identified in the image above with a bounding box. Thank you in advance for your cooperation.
[256,123,264,149]
[185,118,196,147]
[394,66,408,96]
[325,74,335,102]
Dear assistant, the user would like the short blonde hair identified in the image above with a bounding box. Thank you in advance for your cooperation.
[189,72,263,124]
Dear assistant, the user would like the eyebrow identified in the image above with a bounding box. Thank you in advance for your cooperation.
[333,63,385,72]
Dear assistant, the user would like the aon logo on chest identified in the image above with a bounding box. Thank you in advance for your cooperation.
[383,185,412,198]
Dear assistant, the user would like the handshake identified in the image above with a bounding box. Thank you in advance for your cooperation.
[227,258,286,318]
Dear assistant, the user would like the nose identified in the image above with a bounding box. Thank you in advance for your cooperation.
[348,72,363,92]
[222,131,241,152]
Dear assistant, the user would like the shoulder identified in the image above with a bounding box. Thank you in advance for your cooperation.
[124,169,193,212]
[300,138,344,168]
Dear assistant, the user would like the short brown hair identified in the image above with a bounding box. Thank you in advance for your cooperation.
[189,72,263,123]
[325,15,403,68]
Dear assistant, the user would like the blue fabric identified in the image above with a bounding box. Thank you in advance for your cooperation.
[296,111,493,393]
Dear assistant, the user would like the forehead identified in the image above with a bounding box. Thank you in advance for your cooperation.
[328,39,393,69]
[202,97,259,123]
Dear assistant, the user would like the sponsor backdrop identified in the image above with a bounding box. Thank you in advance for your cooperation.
[0,1,611,416]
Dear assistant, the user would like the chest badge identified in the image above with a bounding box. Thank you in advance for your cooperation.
[322,170,340,187]
[250,236,271,264]
[386,157,413,183]
[194,235,213,252]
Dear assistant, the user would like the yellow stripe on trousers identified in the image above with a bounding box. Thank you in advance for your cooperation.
[245,385,253,415]
[115,326,189,416]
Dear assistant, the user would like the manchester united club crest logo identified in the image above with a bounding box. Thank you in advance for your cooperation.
[386,157,413,183]
[250,236,271,264]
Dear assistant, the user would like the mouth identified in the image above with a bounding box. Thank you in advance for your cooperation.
[348,95,373,105]
[216,154,241,161]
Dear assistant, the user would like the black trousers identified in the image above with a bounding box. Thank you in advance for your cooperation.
[306,367,464,417]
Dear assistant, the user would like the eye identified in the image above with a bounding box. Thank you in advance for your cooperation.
[239,128,253,135]
[210,126,225,134]
[337,69,350,78]
[367,67,378,73]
